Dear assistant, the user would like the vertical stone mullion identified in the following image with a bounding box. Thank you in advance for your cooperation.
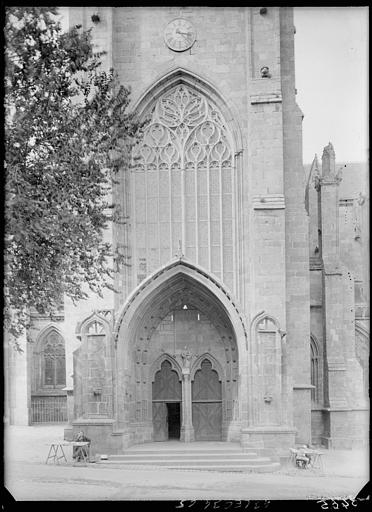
[168,164,173,258]
[219,162,224,279]
[194,163,199,263]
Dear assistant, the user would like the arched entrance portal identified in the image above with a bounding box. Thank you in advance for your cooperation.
[114,260,247,445]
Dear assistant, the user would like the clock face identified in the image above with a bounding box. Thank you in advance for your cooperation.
[164,18,196,52]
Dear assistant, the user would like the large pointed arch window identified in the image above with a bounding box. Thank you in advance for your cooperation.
[132,84,236,291]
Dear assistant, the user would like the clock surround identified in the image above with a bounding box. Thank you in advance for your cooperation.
[164,18,196,52]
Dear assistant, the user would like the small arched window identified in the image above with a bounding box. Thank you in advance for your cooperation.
[42,330,66,388]
[310,336,320,403]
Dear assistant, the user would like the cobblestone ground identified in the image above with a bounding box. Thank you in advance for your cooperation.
[4,425,369,501]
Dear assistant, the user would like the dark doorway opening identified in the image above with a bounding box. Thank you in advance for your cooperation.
[167,402,181,439]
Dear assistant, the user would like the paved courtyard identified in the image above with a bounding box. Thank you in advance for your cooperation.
[4,425,369,501]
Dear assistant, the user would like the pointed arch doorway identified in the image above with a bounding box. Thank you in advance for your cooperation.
[114,260,248,445]
[152,359,182,441]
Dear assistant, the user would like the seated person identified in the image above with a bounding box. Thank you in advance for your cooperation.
[295,446,310,469]
[73,431,91,461]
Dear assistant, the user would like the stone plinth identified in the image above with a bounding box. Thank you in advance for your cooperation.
[240,426,297,456]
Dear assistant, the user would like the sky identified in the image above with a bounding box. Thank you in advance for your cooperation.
[294,7,368,164]
[58,7,368,165]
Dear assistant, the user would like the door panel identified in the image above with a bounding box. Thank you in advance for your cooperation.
[152,402,168,441]
[192,359,222,440]
[193,402,222,440]
[192,361,222,401]
[153,360,181,400]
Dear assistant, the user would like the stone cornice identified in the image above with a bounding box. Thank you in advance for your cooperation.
[309,257,322,270]
[253,194,285,209]
[250,93,282,104]
[314,174,342,191]
[72,418,115,425]
[326,361,346,371]
[322,263,342,276]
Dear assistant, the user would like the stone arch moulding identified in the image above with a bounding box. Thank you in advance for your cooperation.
[249,310,287,351]
[75,311,112,341]
[250,310,283,334]
[151,353,183,382]
[310,333,321,353]
[132,67,244,153]
[191,353,225,382]
[34,324,65,351]
[355,322,369,340]
[113,258,249,356]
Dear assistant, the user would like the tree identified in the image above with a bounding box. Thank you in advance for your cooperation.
[4,7,143,344]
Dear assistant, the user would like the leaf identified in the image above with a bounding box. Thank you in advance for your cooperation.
[4,6,142,343]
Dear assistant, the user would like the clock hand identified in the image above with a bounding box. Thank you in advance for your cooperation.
[176,29,192,36]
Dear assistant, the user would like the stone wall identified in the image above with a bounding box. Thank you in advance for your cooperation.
[280,7,311,443]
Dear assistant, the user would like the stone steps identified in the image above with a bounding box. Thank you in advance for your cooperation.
[98,461,281,473]
[98,444,281,473]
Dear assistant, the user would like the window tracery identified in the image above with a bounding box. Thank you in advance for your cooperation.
[132,84,236,290]
[86,320,105,335]
[135,85,232,170]
[40,330,66,388]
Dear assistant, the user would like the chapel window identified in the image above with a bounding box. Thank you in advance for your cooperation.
[42,330,66,388]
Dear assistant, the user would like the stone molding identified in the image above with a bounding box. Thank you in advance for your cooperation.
[253,194,285,209]
[293,384,315,390]
[72,418,115,425]
[323,265,342,276]
[250,93,282,104]
[113,258,249,347]
[327,362,346,371]
[314,174,342,191]
[315,406,369,412]
[309,257,322,270]
[241,426,297,433]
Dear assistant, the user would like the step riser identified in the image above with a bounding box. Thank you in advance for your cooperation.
[119,449,255,451]
[119,449,258,457]
[103,460,272,466]
[109,455,262,461]
[97,463,280,473]
[102,446,280,473]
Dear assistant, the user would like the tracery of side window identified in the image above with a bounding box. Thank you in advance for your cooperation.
[132,84,236,292]
[86,320,105,336]
[33,329,66,390]
[310,336,322,404]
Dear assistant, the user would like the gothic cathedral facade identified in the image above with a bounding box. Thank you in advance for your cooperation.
[5,7,369,455]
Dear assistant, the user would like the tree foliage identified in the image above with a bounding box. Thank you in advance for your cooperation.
[4,7,142,342]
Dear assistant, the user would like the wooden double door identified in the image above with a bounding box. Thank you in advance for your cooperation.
[152,359,222,441]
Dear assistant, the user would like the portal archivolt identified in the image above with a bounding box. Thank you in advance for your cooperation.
[121,270,241,443]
